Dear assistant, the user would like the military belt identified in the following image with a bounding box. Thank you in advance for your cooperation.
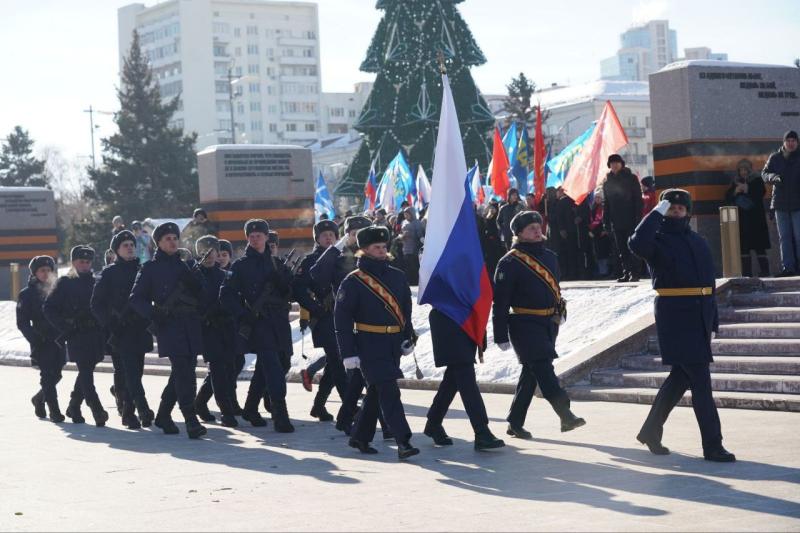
[511,306,556,316]
[354,323,402,334]
[656,287,713,297]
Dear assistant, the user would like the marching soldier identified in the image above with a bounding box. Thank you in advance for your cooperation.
[493,211,586,439]
[426,309,505,450]
[334,226,419,460]
[16,256,65,422]
[192,236,239,428]
[43,246,109,427]
[220,219,295,432]
[218,239,245,415]
[629,190,736,462]
[292,220,346,422]
[91,230,155,429]
[129,222,208,439]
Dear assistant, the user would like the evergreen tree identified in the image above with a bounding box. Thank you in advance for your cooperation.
[503,73,537,128]
[337,0,494,198]
[87,31,198,224]
[0,126,47,187]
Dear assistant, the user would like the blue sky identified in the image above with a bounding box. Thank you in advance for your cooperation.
[0,0,797,161]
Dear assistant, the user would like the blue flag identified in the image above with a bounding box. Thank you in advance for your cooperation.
[376,151,414,212]
[547,123,596,188]
[314,171,336,222]
[502,122,518,165]
[510,125,531,194]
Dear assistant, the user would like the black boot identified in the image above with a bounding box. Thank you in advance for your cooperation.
[182,409,207,440]
[66,392,85,424]
[551,394,586,432]
[271,399,295,433]
[110,385,123,417]
[122,401,141,429]
[506,424,532,439]
[474,428,505,451]
[397,440,420,460]
[335,419,352,435]
[757,255,770,278]
[220,399,239,428]
[704,446,736,462]
[31,391,46,418]
[349,438,378,454]
[46,399,66,423]
[134,397,154,428]
[154,402,179,435]
[231,396,244,416]
[194,382,215,422]
[263,393,272,413]
[741,255,753,277]
[310,404,334,422]
[424,421,453,446]
[636,433,670,455]
[87,398,109,427]
[242,393,267,427]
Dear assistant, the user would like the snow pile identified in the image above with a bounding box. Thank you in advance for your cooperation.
[288,283,655,384]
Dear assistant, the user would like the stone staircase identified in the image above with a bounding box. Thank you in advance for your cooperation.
[568,277,800,412]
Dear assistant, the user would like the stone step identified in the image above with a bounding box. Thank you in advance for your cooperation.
[730,291,800,307]
[567,385,800,412]
[619,355,800,375]
[712,338,800,356]
[719,307,800,323]
[759,277,800,292]
[589,369,800,394]
[717,323,800,339]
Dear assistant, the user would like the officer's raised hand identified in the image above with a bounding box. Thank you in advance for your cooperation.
[655,199,672,215]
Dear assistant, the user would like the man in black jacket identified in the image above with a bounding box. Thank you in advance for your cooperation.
[762,131,800,276]
[497,188,524,250]
[603,154,643,282]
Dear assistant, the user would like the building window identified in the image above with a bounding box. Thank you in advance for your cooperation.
[213,44,227,57]
[249,83,260,93]
[302,48,314,58]
[645,116,651,128]
[268,105,277,114]
[215,80,229,94]
[247,25,258,36]
[286,123,297,132]
[250,102,261,112]
[218,119,231,130]
[330,107,345,118]
[328,124,348,134]
[247,44,259,55]
[248,64,260,75]
[235,47,242,57]
[213,22,229,34]
[251,120,263,131]
[305,123,316,132]
[237,103,245,114]
[216,100,230,113]
[348,110,356,118]
[269,123,278,132]
[234,27,241,37]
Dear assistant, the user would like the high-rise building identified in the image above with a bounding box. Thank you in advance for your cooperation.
[118,0,323,150]
[684,47,728,61]
[601,20,678,81]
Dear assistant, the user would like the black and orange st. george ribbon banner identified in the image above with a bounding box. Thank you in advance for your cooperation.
[353,269,406,329]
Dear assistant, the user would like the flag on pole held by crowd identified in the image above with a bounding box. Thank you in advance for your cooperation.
[533,106,547,204]
[375,151,414,213]
[363,164,378,212]
[314,171,336,222]
[468,163,485,206]
[488,126,511,200]
[546,122,596,188]
[418,74,493,347]
[563,101,628,205]
[415,165,432,211]
[509,124,531,195]
[502,122,519,167]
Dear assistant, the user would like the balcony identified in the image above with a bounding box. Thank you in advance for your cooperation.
[625,127,648,138]
[278,37,317,47]
[278,56,317,66]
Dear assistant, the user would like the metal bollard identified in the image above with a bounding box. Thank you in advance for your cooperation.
[9,262,20,301]
[720,206,742,278]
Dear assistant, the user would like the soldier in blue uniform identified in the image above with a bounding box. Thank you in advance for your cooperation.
[629,189,736,462]
[220,219,295,433]
[425,309,506,450]
[217,238,245,415]
[292,220,346,422]
[334,226,419,460]
[493,211,586,439]
[43,246,109,427]
[90,230,155,429]
[191,235,239,428]
[129,222,208,439]
[16,255,65,422]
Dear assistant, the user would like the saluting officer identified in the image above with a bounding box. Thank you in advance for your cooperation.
[493,211,586,439]
[334,226,419,460]
[292,219,347,422]
[129,222,208,439]
[44,246,108,427]
[192,235,239,428]
[16,255,66,422]
[220,219,295,433]
[629,190,735,462]
[91,230,155,429]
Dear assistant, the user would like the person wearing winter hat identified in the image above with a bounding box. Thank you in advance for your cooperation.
[497,188,525,250]
[630,189,735,462]
[602,153,644,282]
[726,159,771,277]
[16,255,65,423]
[43,245,109,427]
[762,130,800,276]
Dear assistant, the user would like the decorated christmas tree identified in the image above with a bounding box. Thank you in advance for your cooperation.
[336,0,495,199]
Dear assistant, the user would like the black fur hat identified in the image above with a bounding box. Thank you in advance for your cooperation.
[110,229,136,253]
[244,219,269,237]
[510,210,544,236]
[152,222,180,244]
[28,255,55,274]
[660,188,693,213]
[356,226,390,249]
[70,245,95,262]
[313,220,339,241]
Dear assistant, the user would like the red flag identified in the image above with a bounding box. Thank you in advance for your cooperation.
[489,126,510,200]
[533,106,547,204]
[563,101,628,205]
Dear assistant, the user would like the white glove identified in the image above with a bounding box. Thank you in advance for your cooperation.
[334,237,347,252]
[343,357,360,370]
[497,342,512,352]
[401,340,415,356]
[655,199,671,216]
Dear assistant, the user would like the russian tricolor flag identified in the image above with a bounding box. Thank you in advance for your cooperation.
[418,75,493,346]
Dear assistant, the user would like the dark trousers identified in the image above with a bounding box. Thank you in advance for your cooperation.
[72,358,100,404]
[313,344,347,409]
[352,380,411,446]
[307,355,327,377]
[639,363,723,453]
[110,351,129,404]
[427,364,489,432]
[507,359,565,428]
[38,358,63,403]
[197,359,235,409]
[336,369,388,432]
[120,349,147,404]
[160,355,198,416]
[403,253,420,285]
[255,350,286,401]
[612,227,637,276]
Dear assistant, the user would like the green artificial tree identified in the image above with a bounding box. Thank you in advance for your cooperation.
[337,0,495,198]
[0,126,47,187]
[87,31,198,227]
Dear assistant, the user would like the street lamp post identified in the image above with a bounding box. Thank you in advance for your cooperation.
[228,66,237,144]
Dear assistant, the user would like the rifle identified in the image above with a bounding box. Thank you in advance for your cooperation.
[148,248,214,335]
[283,248,297,266]
[55,311,97,346]
[238,275,291,340]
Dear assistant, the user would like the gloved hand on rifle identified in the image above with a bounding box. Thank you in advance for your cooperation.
[343,356,360,370]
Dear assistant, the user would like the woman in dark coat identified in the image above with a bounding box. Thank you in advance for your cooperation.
[481,202,504,276]
[725,159,771,277]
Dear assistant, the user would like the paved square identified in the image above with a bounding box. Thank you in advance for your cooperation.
[1,365,798,531]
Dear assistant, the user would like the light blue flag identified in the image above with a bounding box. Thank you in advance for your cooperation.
[314,171,336,222]
[376,151,414,212]
[546,123,596,188]
[502,122,518,165]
